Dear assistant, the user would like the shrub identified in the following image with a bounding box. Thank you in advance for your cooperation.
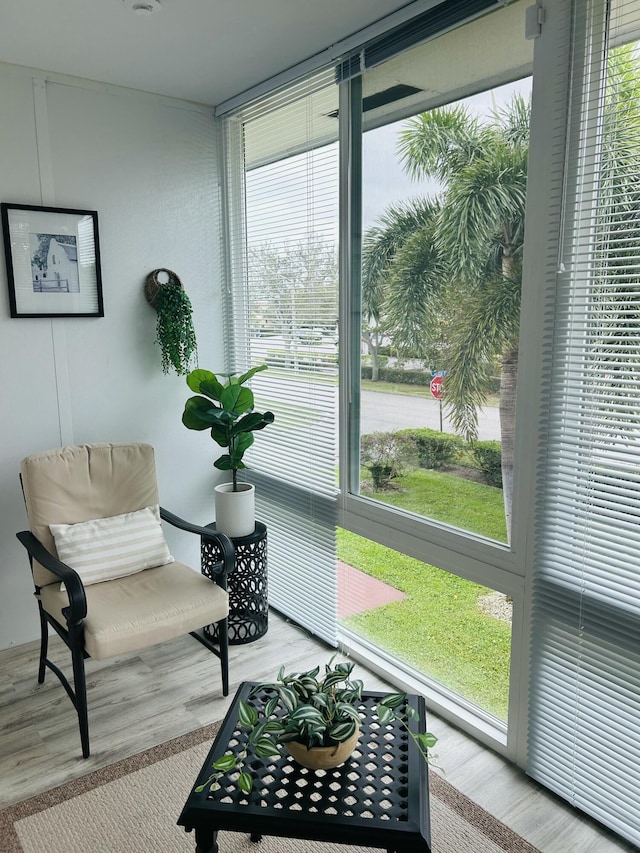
[361,432,416,489]
[398,428,464,470]
[380,367,431,386]
[469,440,503,488]
[361,366,432,386]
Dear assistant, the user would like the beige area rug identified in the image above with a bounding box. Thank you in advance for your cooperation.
[0,723,540,853]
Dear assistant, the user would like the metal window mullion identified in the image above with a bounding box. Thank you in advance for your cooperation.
[338,75,363,509]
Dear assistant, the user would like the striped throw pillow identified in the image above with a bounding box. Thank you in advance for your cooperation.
[49,505,174,587]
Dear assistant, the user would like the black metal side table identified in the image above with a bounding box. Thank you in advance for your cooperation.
[201,522,268,645]
[178,681,431,852]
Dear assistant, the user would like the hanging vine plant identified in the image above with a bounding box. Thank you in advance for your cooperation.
[145,268,198,375]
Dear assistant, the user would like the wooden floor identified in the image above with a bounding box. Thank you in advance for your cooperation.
[0,612,635,852]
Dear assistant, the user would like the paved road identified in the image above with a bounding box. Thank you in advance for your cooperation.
[251,336,501,441]
[360,389,501,441]
[255,371,501,442]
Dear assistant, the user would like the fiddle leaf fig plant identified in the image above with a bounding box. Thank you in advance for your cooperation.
[195,658,438,796]
[182,365,275,490]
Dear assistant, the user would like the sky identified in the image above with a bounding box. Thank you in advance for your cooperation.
[246,77,533,245]
[361,78,533,231]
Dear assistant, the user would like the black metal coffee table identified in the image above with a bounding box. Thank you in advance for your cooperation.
[178,681,431,852]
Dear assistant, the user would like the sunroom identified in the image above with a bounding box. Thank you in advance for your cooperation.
[1,0,639,849]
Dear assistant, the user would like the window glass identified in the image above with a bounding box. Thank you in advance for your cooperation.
[356,21,532,544]
[224,74,340,644]
[338,528,511,720]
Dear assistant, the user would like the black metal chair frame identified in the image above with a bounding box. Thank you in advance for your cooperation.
[16,505,235,760]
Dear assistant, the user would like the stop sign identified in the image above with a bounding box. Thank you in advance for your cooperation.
[430,375,444,399]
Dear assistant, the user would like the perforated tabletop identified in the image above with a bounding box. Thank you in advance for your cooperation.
[178,681,431,853]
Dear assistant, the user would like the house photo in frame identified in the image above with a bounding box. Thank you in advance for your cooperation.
[1,203,103,318]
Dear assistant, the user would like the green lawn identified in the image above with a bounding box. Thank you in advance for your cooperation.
[371,468,508,543]
[338,468,510,719]
[361,378,434,398]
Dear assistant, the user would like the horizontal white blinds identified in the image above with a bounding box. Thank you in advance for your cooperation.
[223,70,340,645]
[253,472,337,642]
[528,0,640,845]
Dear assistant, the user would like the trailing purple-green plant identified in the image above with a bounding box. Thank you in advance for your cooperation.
[195,659,438,795]
[182,366,275,490]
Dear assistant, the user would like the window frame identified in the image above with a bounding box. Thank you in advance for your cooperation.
[337,67,536,585]
[335,2,562,759]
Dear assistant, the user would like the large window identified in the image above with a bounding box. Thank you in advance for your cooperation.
[527,0,640,845]
[222,0,534,745]
[339,0,533,740]
[223,73,340,645]
[358,78,530,543]
[338,528,512,721]
[220,0,640,842]
[353,6,532,547]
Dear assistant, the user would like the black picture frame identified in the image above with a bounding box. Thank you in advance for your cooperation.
[1,203,103,318]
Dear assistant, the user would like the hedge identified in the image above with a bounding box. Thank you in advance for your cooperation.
[361,366,432,386]
[469,440,503,488]
[362,366,500,393]
[266,349,337,371]
[397,427,465,469]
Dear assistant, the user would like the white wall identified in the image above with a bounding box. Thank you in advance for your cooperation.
[0,63,227,649]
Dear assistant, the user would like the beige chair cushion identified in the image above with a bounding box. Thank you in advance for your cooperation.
[21,443,160,588]
[40,562,228,660]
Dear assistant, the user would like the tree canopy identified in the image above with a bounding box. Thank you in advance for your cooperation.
[362,93,531,534]
[249,237,338,352]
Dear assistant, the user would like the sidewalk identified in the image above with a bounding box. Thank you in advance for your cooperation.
[337,561,406,619]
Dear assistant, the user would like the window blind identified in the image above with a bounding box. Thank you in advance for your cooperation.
[222,70,340,645]
[528,0,640,845]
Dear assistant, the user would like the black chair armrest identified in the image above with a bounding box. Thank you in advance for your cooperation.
[159,507,235,584]
[16,530,87,624]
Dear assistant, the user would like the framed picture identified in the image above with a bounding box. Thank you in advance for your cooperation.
[1,203,103,318]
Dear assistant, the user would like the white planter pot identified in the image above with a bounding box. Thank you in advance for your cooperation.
[214,482,255,539]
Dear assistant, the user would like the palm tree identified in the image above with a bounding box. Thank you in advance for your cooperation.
[363,96,530,537]
[362,197,446,378]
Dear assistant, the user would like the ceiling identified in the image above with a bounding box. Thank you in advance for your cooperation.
[0,0,415,107]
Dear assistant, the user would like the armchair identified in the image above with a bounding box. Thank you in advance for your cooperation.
[17,442,234,759]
